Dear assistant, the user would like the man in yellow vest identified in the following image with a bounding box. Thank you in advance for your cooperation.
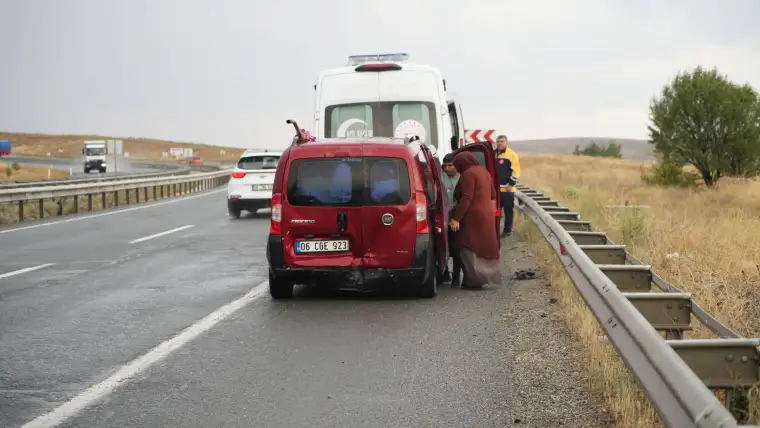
[495,134,520,236]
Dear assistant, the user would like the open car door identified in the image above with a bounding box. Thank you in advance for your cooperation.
[452,141,501,239]
[418,145,448,279]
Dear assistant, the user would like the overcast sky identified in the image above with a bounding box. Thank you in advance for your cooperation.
[2,0,759,149]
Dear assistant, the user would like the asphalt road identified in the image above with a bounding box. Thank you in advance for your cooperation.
[0,186,602,427]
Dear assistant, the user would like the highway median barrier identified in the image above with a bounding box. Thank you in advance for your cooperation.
[0,169,231,225]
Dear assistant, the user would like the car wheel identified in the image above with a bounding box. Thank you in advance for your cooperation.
[228,204,241,219]
[100,168,106,173]
[269,271,294,299]
[415,250,438,298]
[83,168,89,173]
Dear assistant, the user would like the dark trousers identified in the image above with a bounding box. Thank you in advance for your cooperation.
[501,191,515,233]
[444,227,462,282]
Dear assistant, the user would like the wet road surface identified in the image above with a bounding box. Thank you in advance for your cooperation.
[1,187,603,427]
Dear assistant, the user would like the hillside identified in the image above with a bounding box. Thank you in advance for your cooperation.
[1,132,655,162]
[0,132,248,163]
[509,137,654,162]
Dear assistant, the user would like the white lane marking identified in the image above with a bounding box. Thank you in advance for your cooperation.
[0,188,226,235]
[0,263,56,280]
[128,225,195,244]
[21,280,270,428]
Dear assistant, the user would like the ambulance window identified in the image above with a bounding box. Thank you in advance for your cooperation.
[391,103,433,147]
[328,104,374,138]
[325,102,438,148]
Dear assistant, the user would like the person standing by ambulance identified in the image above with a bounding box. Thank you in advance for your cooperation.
[495,135,520,236]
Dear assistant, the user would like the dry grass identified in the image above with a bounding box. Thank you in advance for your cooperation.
[0,131,247,163]
[0,160,70,182]
[0,183,199,225]
[513,153,760,427]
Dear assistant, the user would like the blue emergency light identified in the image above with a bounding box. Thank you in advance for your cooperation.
[347,53,409,66]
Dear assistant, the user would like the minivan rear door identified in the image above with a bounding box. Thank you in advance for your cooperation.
[452,142,501,239]
[418,145,448,278]
[359,148,417,269]
[280,156,365,268]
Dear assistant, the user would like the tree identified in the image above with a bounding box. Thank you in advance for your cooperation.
[647,66,760,186]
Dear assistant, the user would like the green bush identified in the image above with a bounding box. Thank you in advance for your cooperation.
[573,141,623,158]
[11,162,21,171]
[640,157,699,188]
[4,167,12,178]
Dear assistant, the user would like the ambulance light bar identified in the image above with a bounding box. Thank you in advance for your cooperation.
[347,53,409,66]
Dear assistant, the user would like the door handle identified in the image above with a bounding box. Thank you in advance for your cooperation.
[337,211,348,232]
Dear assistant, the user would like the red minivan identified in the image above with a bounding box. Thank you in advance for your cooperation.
[265,127,499,299]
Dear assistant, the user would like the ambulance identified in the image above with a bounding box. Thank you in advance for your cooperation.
[312,53,466,163]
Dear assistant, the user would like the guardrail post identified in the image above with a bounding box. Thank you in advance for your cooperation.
[101,192,106,209]
[144,187,148,202]
[114,191,119,207]
[18,201,24,222]
[126,189,131,204]
[88,194,93,211]
[73,195,79,214]
[153,186,157,200]
[38,199,44,219]
[135,188,139,203]
[160,185,164,199]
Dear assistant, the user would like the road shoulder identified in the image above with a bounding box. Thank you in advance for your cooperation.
[500,235,614,427]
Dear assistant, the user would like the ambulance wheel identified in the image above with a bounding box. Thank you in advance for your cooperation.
[269,272,294,299]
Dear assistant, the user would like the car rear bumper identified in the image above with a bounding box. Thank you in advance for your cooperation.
[266,234,432,290]
[228,197,270,211]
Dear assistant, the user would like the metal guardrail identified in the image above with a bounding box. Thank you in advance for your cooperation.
[0,170,231,223]
[0,167,194,190]
[514,184,760,428]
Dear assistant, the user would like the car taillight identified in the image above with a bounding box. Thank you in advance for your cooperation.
[270,193,282,234]
[231,172,247,179]
[415,192,429,234]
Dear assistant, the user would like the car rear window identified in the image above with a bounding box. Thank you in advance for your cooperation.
[286,157,411,207]
[238,155,280,170]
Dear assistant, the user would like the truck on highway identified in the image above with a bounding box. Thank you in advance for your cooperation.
[312,52,466,163]
[82,140,107,173]
[0,140,10,156]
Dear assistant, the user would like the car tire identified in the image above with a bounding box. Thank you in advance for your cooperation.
[228,202,241,219]
[83,168,89,174]
[100,168,106,173]
[415,247,438,299]
[269,272,294,299]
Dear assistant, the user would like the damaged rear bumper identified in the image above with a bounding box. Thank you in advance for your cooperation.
[266,234,432,290]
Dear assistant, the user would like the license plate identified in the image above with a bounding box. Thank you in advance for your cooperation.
[252,184,273,191]
[295,239,349,253]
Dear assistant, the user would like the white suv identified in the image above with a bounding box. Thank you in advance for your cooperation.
[227,150,282,218]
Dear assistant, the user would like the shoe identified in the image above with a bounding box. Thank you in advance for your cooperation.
[451,274,461,287]
[442,271,452,284]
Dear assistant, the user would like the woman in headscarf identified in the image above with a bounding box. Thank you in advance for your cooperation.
[448,151,502,289]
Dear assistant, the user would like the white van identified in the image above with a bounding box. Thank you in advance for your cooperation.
[313,53,465,162]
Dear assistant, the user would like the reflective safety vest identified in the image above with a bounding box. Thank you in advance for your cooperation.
[496,148,520,193]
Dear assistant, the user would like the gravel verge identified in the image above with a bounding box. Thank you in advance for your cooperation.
[500,235,614,427]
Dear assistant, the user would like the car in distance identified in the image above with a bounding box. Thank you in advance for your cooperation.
[227,150,282,218]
